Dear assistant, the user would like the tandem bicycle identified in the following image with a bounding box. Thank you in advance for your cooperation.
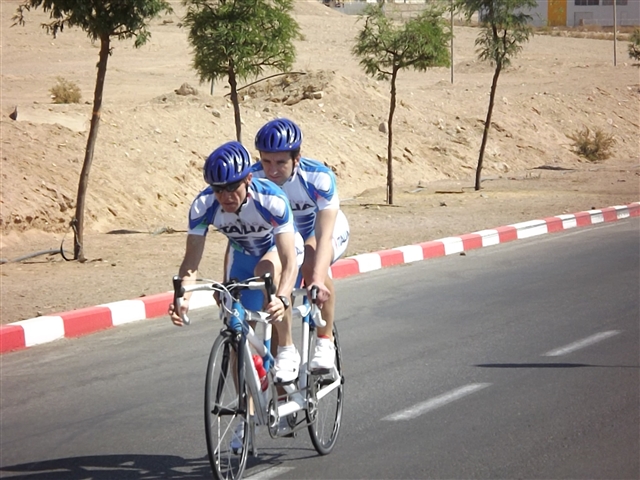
[172,273,344,480]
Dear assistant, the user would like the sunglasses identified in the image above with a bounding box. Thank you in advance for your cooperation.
[211,180,244,193]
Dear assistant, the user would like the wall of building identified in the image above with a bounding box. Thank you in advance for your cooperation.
[568,0,640,26]
[333,0,640,26]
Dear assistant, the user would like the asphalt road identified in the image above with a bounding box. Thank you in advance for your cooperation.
[1,219,638,480]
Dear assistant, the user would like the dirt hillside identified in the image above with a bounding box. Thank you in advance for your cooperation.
[1,0,638,325]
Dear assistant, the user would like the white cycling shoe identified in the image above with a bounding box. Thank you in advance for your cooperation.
[230,422,245,455]
[274,346,300,383]
[309,337,335,371]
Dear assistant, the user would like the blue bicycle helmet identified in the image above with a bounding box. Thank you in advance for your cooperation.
[203,141,252,185]
[254,118,303,153]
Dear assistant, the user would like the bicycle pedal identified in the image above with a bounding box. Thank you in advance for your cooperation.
[278,426,297,438]
[274,377,297,386]
[277,414,298,437]
[319,376,336,387]
[309,367,331,376]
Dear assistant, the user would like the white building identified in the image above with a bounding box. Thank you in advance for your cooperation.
[528,0,640,27]
[334,0,640,27]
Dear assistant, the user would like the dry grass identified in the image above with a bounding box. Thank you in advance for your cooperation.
[49,76,82,104]
[568,126,617,162]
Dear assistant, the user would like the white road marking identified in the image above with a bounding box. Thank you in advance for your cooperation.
[248,466,295,479]
[382,383,491,421]
[543,330,621,357]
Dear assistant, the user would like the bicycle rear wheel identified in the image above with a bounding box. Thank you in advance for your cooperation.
[205,333,249,480]
[306,324,344,455]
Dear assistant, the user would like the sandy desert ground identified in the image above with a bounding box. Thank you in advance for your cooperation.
[0,0,638,324]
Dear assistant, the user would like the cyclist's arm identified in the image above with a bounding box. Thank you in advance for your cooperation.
[222,241,230,282]
[178,234,206,299]
[310,208,338,287]
[170,234,205,325]
[274,230,298,298]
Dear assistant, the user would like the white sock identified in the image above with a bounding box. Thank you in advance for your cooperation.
[277,345,296,354]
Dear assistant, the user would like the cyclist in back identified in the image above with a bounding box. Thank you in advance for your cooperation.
[169,140,304,383]
[252,118,350,371]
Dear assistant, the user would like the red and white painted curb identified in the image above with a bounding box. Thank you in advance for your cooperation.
[2,202,638,354]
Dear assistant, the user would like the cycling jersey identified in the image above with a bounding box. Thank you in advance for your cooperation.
[188,178,295,257]
[251,157,340,240]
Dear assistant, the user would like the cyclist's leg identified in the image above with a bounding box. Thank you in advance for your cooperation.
[301,240,336,340]
[227,247,262,314]
[227,249,264,423]
[305,209,349,344]
[254,233,304,348]
[255,235,304,383]
[254,248,294,347]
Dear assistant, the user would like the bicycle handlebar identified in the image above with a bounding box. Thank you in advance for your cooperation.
[172,274,325,328]
[292,286,326,328]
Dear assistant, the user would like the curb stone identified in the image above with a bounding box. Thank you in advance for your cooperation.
[2,202,638,354]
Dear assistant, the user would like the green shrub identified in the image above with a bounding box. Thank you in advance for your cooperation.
[628,28,640,61]
[49,77,82,104]
[568,126,616,162]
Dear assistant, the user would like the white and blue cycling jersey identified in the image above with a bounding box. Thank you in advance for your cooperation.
[188,178,295,257]
[251,157,340,241]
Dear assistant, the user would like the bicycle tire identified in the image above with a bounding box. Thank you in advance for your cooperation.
[205,333,250,480]
[306,324,344,455]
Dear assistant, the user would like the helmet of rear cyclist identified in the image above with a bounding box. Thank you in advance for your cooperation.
[254,118,303,153]
[203,141,252,185]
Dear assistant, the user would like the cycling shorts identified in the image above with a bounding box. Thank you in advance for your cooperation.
[306,209,350,264]
[226,232,304,311]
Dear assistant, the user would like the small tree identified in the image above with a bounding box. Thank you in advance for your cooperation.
[353,4,450,205]
[14,0,172,261]
[455,0,535,190]
[183,0,299,143]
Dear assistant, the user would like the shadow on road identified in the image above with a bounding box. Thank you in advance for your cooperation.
[475,363,639,368]
[0,451,302,479]
[0,454,213,479]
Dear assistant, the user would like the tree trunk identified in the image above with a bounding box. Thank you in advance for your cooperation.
[228,63,242,143]
[73,34,110,261]
[475,60,502,191]
[387,67,399,205]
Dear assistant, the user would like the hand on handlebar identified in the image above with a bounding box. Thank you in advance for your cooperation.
[265,297,286,323]
[168,298,190,327]
[308,282,330,307]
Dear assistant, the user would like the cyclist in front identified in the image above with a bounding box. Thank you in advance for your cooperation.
[252,118,350,372]
[169,140,304,384]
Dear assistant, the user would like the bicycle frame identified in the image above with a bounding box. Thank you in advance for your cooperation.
[275,287,342,420]
[173,274,342,440]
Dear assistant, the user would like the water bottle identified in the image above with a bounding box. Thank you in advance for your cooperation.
[252,354,268,391]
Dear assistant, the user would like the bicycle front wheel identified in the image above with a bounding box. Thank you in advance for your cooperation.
[205,333,249,480]
[306,324,344,455]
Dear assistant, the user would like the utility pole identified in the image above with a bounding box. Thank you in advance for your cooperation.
[450,0,454,83]
[613,0,618,66]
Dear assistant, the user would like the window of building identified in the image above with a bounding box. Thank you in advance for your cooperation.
[575,0,600,5]
[602,0,627,5]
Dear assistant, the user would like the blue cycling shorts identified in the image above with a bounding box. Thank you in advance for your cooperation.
[226,233,304,311]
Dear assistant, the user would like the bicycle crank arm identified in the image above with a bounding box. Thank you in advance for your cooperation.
[277,394,306,418]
